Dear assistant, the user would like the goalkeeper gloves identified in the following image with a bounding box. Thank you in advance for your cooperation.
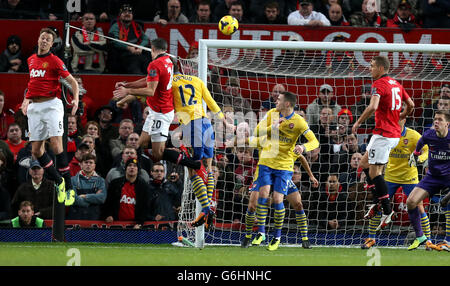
[408,151,421,167]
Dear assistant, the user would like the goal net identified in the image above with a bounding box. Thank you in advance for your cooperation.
[176,38,450,247]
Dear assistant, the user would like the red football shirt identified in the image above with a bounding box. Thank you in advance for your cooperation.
[146,54,174,114]
[118,181,136,221]
[26,52,71,99]
[371,75,410,138]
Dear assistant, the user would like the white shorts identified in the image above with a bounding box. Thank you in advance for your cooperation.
[366,134,399,165]
[27,97,64,142]
[142,107,174,142]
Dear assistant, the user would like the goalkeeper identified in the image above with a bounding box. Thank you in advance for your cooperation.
[361,119,440,250]
[246,91,319,251]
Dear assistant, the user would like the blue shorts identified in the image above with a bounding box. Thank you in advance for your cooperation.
[417,174,450,197]
[250,176,298,196]
[182,118,215,160]
[386,181,416,198]
[256,165,293,195]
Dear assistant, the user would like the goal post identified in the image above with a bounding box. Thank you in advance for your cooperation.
[176,39,450,248]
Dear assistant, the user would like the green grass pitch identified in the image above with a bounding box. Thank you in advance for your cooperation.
[0,242,449,266]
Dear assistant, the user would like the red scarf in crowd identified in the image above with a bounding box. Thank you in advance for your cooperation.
[117,19,143,45]
[325,185,343,202]
[78,26,100,65]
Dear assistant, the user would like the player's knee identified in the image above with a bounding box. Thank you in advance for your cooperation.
[293,201,303,211]
[406,196,418,210]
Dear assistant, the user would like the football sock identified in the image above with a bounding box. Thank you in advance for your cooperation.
[420,212,431,240]
[206,172,215,204]
[295,210,308,240]
[37,152,62,185]
[256,197,269,234]
[368,211,382,239]
[408,207,424,238]
[56,152,73,190]
[191,174,210,214]
[245,209,255,238]
[445,208,450,242]
[273,202,285,239]
[372,175,392,215]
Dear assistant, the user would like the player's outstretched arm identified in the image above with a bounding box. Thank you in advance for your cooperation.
[115,77,147,89]
[296,153,319,188]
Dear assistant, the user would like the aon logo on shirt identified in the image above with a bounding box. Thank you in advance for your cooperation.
[120,194,136,205]
[30,69,46,78]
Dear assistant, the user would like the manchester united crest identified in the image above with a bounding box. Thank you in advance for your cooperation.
[42,62,49,69]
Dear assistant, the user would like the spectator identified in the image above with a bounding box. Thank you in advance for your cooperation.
[386,0,421,30]
[420,83,450,129]
[0,151,10,220]
[0,90,15,140]
[227,0,250,23]
[112,132,153,174]
[261,84,285,112]
[337,108,353,134]
[421,0,450,28]
[109,119,134,158]
[380,0,421,19]
[11,160,54,219]
[350,0,387,27]
[339,152,362,190]
[287,0,331,26]
[316,174,353,230]
[94,105,118,167]
[253,1,287,24]
[306,83,341,127]
[5,123,26,162]
[232,147,256,222]
[68,142,92,177]
[15,142,51,186]
[67,114,82,162]
[70,11,107,73]
[310,106,334,144]
[154,0,189,24]
[104,157,151,228]
[67,153,106,220]
[324,34,355,76]
[272,34,312,74]
[190,0,215,23]
[327,3,351,26]
[0,35,27,72]
[108,98,143,125]
[350,83,375,131]
[214,0,236,20]
[0,0,37,19]
[108,4,150,74]
[80,134,96,155]
[105,146,150,189]
[340,133,363,159]
[222,77,253,115]
[148,162,183,221]
[10,201,44,228]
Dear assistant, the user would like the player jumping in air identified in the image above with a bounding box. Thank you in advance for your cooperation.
[352,56,415,231]
[249,91,319,251]
[113,38,201,171]
[21,28,79,206]
[406,110,450,251]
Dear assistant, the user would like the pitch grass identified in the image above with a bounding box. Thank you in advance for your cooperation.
[0,242,449,266]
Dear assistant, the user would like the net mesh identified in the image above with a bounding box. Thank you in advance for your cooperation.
[176,45,450,247]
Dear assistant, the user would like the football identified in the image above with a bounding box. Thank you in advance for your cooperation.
[218,15,239,36]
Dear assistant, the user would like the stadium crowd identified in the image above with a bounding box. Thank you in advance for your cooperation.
[0,0,449,240]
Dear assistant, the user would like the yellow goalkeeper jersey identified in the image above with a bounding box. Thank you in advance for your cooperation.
[385,127,429,184]
[250,108,319,171]
[172,73,224,125]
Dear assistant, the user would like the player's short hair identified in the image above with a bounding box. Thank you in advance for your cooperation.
[372,56,390,72]
[280,91,297,108]
[151,38,168,52]
[39,27,57,42]
[435,110,450,122]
